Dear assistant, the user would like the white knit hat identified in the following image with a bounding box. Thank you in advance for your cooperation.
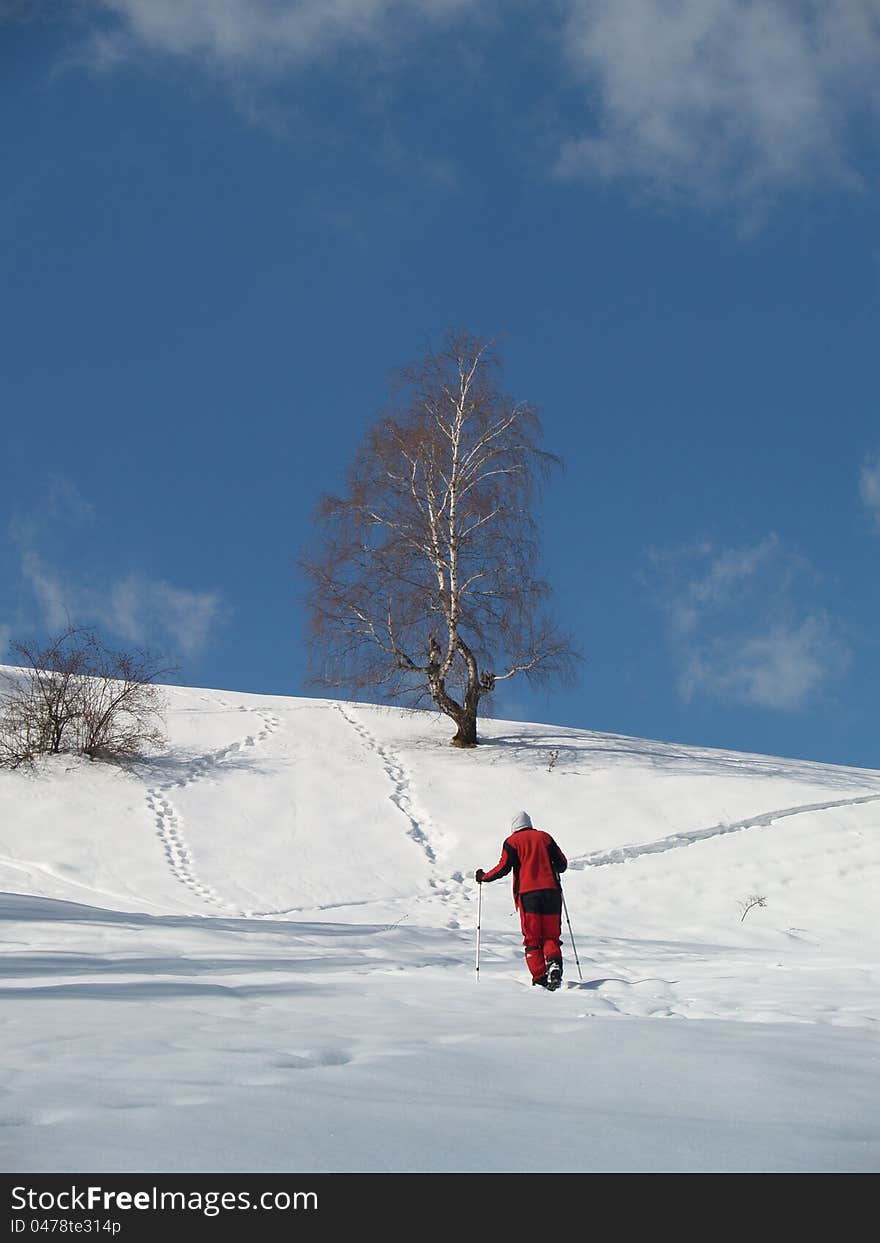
[510,810,533,832]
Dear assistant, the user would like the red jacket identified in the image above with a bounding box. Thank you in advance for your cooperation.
[481,827,567,906]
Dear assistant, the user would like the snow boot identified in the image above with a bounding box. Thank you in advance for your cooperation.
[546,960,563,991]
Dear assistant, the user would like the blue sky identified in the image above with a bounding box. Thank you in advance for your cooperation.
[2,1,879,768]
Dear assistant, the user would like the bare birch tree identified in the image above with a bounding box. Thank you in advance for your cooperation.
[303,331,577,746]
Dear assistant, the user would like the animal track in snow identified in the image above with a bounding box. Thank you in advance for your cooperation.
[335,703,436,864]
[569,792,880,870]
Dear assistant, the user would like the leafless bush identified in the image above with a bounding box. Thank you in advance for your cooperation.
[0,627,174,768]
[0,692,45,769]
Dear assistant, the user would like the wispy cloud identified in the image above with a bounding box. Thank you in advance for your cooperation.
[106,572,225,657]
[8,475,95,552]
[70,1,483,169]
[7,478,225,660]
[19,551,76,636]
[647,535,847,710]
[43,0,880,229]
[64,2,880,220]
[679,617,840,711]
[860,452,880,530]
[17,552,225,660]
[82,0,476,74]
[556,0,880,210]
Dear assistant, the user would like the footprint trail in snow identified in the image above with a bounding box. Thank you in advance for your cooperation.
[335,703,437,864]
[145,702,282,909]
[569,792,880,869]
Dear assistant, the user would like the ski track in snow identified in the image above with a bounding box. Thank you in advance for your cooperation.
[569,792,880,870]
[334,704,437,865]
[145,699,282,910]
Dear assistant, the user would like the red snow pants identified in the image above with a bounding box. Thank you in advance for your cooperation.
[519,889,563,983]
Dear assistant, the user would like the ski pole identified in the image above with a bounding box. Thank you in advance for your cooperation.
[475,877,483,981]
[556,871,583,982]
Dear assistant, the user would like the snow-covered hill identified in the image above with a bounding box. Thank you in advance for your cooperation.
[2,679,879,1172]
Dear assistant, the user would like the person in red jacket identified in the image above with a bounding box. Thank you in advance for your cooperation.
[476,811,568,990]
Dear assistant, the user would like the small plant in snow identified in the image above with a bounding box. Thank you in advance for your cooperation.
[739,894,767,922]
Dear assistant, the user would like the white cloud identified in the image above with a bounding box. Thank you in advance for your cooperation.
[653,534,813,633]
[17,554,225,659]
[860,452,880,529]
[19,551,76,635]
[107,572,225,657]
[680,617,840,710]
[71,2,880,216]
[557,0,880,208]
[647,535,846,711]
[9,487,225,661]
[9,475,95,554]
[84,0,475,73]
[7,478,226,659]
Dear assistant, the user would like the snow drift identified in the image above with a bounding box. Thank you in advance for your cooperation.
[2,679,879,1172]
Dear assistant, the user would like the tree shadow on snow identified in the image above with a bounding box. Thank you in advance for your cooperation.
[482,731,880,791]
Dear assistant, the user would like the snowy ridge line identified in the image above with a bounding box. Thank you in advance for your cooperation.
[334,703,437,864]
[145,699,282,909]
[569,792,880,869]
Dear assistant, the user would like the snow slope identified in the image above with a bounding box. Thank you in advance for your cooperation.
[2,679,879,1172]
